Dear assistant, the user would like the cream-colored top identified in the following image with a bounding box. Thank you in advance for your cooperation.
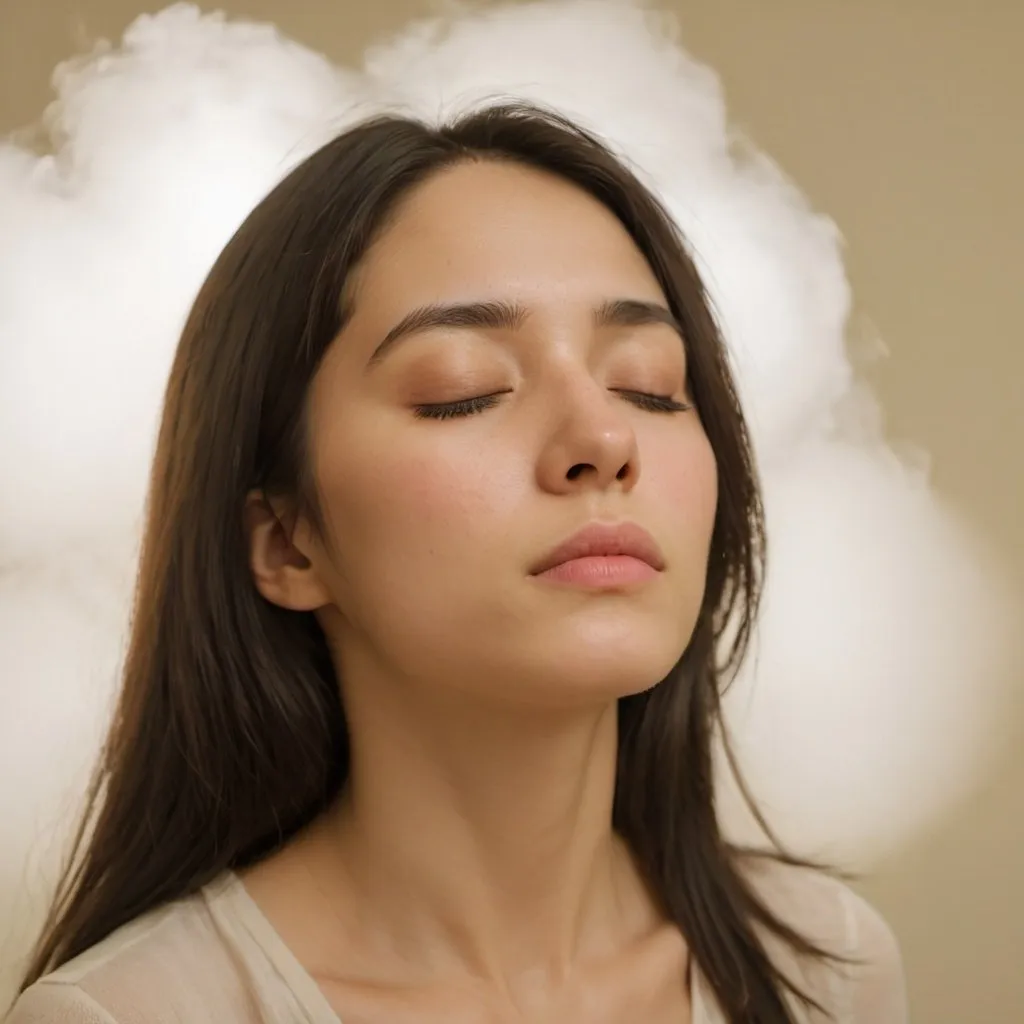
[6,864,908,1023]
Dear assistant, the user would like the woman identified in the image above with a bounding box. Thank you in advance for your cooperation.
[8,102,906,1023]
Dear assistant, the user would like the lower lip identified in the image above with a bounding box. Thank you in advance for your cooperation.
[535,555,660,587]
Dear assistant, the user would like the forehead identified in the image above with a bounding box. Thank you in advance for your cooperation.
[351,160,663,309]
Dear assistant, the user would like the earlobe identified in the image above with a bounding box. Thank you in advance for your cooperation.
[244,490,332,612]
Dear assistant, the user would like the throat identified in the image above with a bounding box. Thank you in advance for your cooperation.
[318,700,656,981]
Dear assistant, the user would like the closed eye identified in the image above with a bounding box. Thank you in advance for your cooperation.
[614,390,692,413]
[412,389,692,420]
[413,391,512,420]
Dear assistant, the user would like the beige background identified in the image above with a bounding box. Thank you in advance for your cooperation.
[1,0,1021,1019]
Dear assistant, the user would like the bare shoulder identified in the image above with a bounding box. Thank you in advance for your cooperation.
[6,881,262,1024]
[738,855,909,1023]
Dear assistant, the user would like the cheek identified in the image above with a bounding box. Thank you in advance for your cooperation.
[314,425,521,577]
[691,439,719,536]
[648,427,719,548]
[382,456,498,537]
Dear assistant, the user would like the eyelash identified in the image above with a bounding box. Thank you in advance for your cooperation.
[413,390,691,420]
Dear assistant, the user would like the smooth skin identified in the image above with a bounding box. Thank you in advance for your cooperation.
[242,159,718,1023]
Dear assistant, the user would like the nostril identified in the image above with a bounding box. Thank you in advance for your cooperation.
[565,462,632,483]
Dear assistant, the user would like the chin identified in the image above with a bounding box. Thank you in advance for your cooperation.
[579,648,681,699]
[515,624,688,708]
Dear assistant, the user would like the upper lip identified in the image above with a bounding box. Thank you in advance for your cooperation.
[529,522,666,575]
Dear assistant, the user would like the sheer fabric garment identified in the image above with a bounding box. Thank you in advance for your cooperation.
[6,861,908,1023]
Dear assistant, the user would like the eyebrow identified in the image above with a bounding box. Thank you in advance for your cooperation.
[364,297,683,370]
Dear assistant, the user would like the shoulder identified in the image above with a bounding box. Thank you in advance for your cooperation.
[6,878,263,1024]
[5,983,115,1024]
[739,855,909,1023]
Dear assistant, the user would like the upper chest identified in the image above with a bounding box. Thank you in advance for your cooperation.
[310,934,696,1024]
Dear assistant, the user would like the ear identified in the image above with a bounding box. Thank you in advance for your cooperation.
[244,490,333,612]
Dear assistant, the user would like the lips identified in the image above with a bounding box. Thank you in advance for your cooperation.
[529,521,665,576]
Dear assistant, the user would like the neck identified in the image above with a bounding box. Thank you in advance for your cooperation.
[315,677,659,991]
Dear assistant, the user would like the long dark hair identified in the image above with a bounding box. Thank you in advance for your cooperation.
[18,102,839,1021]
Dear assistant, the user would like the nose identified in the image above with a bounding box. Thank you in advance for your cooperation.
[535,379,641,495]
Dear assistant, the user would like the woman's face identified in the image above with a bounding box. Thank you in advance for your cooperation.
[287,160,717,709]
